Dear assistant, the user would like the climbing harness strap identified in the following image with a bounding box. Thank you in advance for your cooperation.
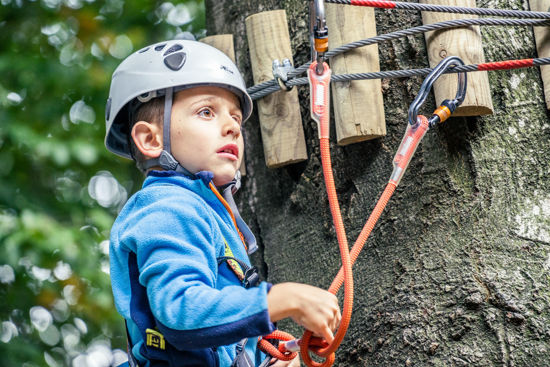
[209,180,261,288]
[209,182,249,252]
[231,339,255,367]
[217,238,260,289]
[221,177,258,254]
[125,321,140,367]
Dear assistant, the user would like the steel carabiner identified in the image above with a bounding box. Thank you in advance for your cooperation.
[309,0,328,75]
[408,56,468,127]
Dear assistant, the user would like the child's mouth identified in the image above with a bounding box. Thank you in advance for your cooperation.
[217,144,239,160]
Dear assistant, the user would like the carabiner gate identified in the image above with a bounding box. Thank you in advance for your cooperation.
[408,56,468,127]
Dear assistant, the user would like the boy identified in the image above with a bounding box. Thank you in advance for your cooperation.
[105,39,340,367]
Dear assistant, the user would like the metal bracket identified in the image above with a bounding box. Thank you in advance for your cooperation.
[272,58,295,91]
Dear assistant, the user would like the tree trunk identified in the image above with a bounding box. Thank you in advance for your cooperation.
[205,1,550,366]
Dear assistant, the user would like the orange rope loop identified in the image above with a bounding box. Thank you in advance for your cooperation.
[258,330,298,361]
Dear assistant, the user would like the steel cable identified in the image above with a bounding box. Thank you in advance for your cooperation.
[251,57,550,99]
[248,18,550,100]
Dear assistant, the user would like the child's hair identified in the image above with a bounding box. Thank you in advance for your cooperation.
[128,97,165,169]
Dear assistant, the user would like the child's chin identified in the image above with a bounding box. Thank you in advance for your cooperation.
[212,174,235,187]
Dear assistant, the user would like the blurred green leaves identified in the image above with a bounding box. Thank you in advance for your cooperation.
[0,0,205,365]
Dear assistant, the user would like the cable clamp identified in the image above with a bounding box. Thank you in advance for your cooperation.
[272,58,295,91]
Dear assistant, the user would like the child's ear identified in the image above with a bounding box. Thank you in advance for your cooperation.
[131,121,163,158]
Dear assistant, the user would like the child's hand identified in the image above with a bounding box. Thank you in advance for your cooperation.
[267,283,341,343]
[269,355,301,367]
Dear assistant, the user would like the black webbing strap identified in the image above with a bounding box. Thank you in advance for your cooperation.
[124,321,140,367]
[231,339,255,367]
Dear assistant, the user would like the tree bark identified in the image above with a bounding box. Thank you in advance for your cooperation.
[205,1,550,366]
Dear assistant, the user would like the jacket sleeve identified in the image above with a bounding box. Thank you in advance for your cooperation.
[119,189,275,350]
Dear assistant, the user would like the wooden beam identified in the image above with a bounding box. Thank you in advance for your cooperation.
[326,3,386,145]
[529,0,550,109]
[200,34,246,176]
[245,10,307,168]
[200,34,236,63]
[421,0,494,116]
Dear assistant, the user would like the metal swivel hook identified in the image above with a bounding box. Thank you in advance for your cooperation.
[309,0,328,75]
[408,56,468,127]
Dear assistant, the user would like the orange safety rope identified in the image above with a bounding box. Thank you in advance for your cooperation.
[328,182,396,292]
[299,116,430,366]
[330,115,430,290]
[258,62,435,365]
[298,136,354,367]
[258,330,298,361]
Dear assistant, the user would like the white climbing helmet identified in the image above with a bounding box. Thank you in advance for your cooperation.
[105,39,253,161]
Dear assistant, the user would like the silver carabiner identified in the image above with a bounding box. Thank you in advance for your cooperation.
[408,56,467,127]
[309,0,328,75]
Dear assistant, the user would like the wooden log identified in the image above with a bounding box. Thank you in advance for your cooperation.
[245,10,307,168]
[326,3,386,145]
[200,34,236,63]
[421,0,494,116]
[529,0,550,109]
[200,34,246,176]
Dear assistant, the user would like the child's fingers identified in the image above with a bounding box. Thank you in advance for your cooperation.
[290,355,301,366]
[320,325,334,343]
[269,355,301,367]
[331,308,341,331]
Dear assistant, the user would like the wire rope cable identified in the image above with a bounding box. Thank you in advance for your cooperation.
[250,57,550,99]
[248,17,550,99]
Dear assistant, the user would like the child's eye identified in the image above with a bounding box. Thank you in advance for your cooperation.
[198,108,213,118]
[232,114,242,125]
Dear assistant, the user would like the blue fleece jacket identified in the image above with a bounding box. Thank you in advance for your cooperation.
[109,171,275,366]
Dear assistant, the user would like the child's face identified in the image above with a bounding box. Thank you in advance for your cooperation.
[170,86,244,187]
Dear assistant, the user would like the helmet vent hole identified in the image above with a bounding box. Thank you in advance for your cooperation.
[138,47,150,53]
[154,44,166,51]
[163,44,183,56]
[164,51,186,71]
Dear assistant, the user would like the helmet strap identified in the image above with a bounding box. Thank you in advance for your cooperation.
[137,86,194,176]
[138,150,194,177]
[163,87,173,154]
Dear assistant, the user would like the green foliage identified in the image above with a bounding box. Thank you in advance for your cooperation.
[0,0,205,365]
